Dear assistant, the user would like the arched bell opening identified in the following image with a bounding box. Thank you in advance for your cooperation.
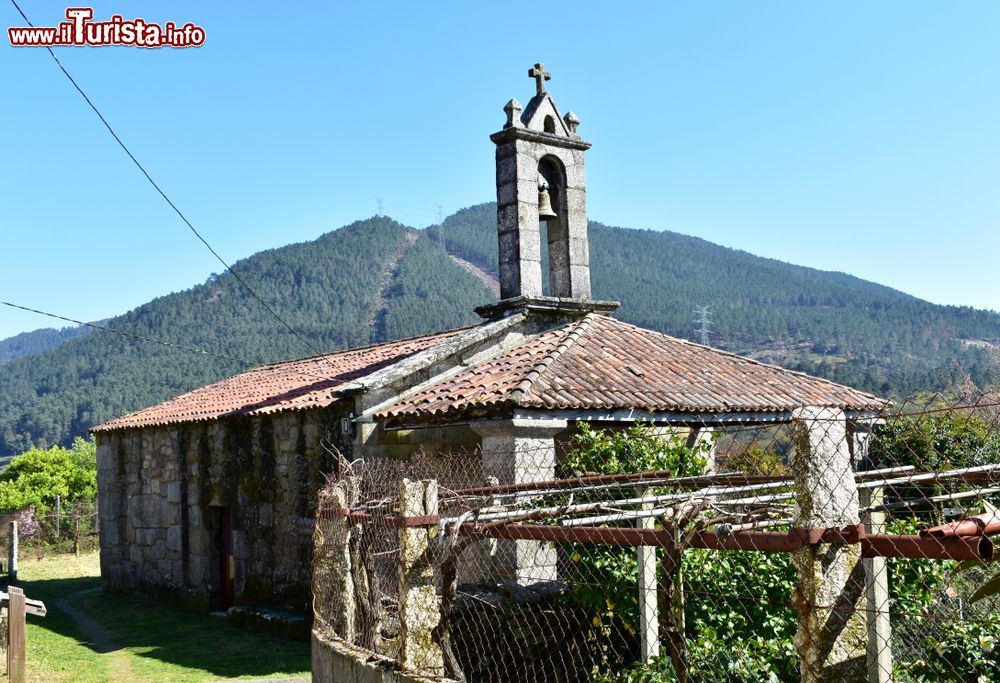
[538,155,571,298]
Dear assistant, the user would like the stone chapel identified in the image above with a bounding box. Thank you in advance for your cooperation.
[92,64,885,615]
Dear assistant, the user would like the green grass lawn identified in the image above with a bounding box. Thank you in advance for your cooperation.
[13,552,310,682]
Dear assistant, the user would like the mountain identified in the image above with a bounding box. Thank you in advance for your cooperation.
[0,324,96,365]
[0,205,997,457]
[429,204,1000,395]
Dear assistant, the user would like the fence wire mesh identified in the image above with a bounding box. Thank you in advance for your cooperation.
[314,393,1000,682]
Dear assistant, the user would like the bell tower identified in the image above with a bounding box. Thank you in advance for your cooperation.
[489,64,596,307]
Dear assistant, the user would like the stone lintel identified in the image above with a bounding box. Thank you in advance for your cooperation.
[475,295,619,321]
[470,417,568,440]
[472,416,567,488]
[490,126,592,151]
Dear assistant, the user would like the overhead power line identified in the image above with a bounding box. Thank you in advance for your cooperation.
[0,300,358,387]
[1,299,257,366]
[10,0,325,360]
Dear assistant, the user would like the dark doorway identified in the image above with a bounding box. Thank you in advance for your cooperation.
[212,505,235,609]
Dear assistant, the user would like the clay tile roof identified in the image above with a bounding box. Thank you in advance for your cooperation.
[91,328,466,433]
[377,314,888,424]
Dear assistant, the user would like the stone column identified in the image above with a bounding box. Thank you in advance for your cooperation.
[7,521,17,583]
[790,407,868,682]
[851,421,893,683]
[398,479,443,676]
[312,483,356,643]
[472,418,567,584]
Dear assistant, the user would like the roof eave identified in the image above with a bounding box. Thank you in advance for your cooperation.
[377,404,887,431]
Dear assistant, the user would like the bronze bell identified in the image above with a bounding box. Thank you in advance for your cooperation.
[537,183,557,220]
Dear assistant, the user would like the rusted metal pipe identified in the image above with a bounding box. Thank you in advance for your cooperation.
[458,523,802,553]
[457,523,994,561]
[459,524,811,554]
[921,511,1000,539]
[690,530,804,554]
[861,533,992,562]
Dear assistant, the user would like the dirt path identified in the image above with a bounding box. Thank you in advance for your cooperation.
[447,253,500,296]
[56,588,147,682]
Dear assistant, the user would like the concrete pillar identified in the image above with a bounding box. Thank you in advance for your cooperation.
[312,484,356,643]
[790,407,868,683]
[472,418,567,584]
[859,485,892,683]
[684,426,717,474]
[852,421,893,683]
[398,479,443,675]
[637,487,660,663]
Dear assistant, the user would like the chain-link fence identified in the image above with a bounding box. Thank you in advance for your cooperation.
[313,394,1000,682]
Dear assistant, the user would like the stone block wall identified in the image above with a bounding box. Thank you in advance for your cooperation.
[97,403,353,613]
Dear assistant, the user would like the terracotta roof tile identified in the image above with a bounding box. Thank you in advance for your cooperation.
[377,314,888,423]
[91,328,465,433]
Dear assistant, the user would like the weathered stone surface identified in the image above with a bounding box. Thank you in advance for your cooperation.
[96,406,351,614]
[397,479,443,676]
[791,407,868,682]
[473,419,565,584]
[311,630,443,683]
[791,408,860,528]
[492,85,592,303]
[313,484,356,642]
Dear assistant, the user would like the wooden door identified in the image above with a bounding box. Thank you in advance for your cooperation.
[215,506,235,609]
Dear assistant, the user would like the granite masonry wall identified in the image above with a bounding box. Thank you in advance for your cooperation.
[96,403,352,614]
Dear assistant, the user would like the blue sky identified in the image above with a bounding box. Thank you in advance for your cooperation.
[3,2,999,340]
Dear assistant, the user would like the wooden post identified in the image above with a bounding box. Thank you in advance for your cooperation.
[7,586,25,683]
[8,521,17,583]
[55,496,61,540]
[637,486,660,663]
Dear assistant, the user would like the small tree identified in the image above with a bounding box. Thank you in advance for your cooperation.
[0,437,97,514]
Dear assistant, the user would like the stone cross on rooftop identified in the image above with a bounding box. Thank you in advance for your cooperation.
[528,63,551,96]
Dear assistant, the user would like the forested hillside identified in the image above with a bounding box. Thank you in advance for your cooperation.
[430,204,1000,396]
[0,217,492,456]
[0,324,95,365]
[1,205,998,457]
